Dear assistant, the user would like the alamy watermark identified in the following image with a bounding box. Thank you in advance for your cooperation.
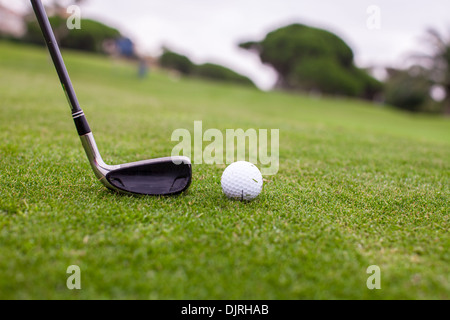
[171,121,280,175]
[66,5,81,30]
[66,265,81,290]
[366,5,381,30]
[366,265,381,290]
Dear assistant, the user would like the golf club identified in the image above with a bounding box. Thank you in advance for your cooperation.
[30,0,192,196]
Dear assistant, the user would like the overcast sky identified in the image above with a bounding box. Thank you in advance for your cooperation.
[5,0,450,89]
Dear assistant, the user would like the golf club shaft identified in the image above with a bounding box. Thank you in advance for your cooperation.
[30,0,91,136]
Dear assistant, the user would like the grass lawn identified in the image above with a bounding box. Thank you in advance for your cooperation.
[0,41,448,299]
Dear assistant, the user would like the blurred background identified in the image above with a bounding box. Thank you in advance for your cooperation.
[1,0,449,114]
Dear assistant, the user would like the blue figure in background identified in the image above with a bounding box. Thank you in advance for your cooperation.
[138,58,148,79]
[116,37,135,58]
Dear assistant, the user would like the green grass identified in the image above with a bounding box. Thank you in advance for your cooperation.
[0,41,449,300]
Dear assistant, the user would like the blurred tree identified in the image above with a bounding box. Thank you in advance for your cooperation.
[193,63,255,87]
[240,24,382,99]
[159,50,194,75]
[24,16,121,54]
[384,66,435,113]
[159,49,255,86]
[22,0,122,54]
[415,28,450,114]
[26,0,88,46]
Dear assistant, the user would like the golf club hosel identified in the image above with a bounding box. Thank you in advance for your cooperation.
[79,133,121,191]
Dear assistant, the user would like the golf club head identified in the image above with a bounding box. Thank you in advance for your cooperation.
[80,133,192,196]
[106,157,192,196]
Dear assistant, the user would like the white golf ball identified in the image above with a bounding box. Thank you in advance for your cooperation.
[221,161,263,201]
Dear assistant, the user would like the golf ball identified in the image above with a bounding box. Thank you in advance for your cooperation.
[221,161,263,201]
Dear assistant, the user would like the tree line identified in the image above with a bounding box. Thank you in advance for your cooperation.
[2,2,448,114]
[239,24,449,114]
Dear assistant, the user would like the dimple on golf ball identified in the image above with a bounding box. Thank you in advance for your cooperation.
[221,161,263,201]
